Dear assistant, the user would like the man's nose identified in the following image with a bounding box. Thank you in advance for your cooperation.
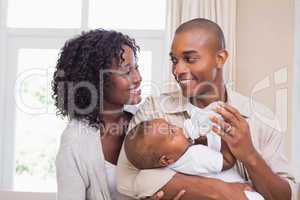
[173,61,189,77]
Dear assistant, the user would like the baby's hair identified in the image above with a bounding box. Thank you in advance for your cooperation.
[176,18,226,50]
[125,120,162,169]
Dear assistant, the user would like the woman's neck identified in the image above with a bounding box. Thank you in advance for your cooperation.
[101,100,125,123]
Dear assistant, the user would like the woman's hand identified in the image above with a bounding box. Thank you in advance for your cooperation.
[210,102,259,164]
[142,190,186,200]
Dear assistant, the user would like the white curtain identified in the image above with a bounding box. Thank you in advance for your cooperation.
[162,0,237,92]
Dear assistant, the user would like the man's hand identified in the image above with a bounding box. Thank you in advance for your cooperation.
[143,190,186,200]
[220,139,236,170]
[210,102,258,164]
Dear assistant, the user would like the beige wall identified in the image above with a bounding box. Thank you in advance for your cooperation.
[236,0,295,159]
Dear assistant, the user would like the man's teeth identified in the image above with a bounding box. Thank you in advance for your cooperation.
[180,80,193,84]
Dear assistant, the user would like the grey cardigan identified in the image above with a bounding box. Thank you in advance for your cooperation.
[56,119,111,200]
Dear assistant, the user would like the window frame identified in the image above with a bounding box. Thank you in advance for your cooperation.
[0,0,167,193]
[292,0,300,180]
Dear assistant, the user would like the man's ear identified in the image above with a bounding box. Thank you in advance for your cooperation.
[159,155,174,167]
[216,49,229,69]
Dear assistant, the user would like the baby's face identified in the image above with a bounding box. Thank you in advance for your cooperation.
[146,119,190,162]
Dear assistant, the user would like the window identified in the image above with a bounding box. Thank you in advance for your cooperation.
[88,0,166,29]
[7,0,82,28]
[0,0,167,193]
[14,49,65,192]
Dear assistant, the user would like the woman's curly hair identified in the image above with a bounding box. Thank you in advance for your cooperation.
[52,29,139,129]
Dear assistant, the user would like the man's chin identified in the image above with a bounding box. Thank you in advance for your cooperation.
[180,89,197,99]
[181,88,215,101]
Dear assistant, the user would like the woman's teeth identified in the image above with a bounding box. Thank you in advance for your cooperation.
[129,87,141,94]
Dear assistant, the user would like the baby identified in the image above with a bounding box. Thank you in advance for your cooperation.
[125,104,264,200]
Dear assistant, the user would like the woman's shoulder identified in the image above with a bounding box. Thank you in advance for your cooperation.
[59,119,99,148]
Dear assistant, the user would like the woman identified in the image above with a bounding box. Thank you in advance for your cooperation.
[53,29,184,200]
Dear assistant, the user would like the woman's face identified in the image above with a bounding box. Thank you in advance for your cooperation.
[104,45,142,107]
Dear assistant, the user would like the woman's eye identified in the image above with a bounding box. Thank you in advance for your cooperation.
[118,70,130,76]
[170,127,176,134]
[170,57,178,65]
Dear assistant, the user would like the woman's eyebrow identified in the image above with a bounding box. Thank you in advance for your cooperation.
[120,63,132,68]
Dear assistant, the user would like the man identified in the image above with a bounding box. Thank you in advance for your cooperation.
[117,18,298,200]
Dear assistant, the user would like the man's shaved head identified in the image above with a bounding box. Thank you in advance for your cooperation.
[175,18,226,51]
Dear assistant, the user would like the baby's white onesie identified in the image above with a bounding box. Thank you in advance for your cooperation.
[169,102,265,200]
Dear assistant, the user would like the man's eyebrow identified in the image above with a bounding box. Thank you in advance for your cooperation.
[182,50,199,55]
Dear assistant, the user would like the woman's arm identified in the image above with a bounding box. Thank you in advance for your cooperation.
[56,143,86,200]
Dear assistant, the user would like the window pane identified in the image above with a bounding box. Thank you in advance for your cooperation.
[13,49,152,192]
[89,0,166,29]
[7,0,81,28]
[138,51,152,99]
[14,49,66,192]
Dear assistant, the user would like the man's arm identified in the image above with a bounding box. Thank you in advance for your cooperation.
[243,152,291,200]
[211,102,297,200]
[117,142,250,200]
[158,173,251,200]
[117,96,252,200]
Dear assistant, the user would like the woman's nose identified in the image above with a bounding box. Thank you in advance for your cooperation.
[131,68,142,84]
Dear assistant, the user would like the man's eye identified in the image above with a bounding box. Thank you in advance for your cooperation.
[184,57,199,63]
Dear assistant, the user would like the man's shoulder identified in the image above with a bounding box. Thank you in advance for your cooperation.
[230,90,276,119]
[229,90,281,134]
[139,90,187,113]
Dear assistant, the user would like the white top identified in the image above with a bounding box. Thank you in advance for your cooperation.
[184,101,222,138]
[168,136,264,200]
[168,144,223,175]
[169,101,225,176]
[172,112,265,200]
[56,118,134,200]
[105,162,132,200]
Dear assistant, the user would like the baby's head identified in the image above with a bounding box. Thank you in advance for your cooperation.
[125,118,190,169]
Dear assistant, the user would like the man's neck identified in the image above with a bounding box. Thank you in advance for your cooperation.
[189,82,227,108]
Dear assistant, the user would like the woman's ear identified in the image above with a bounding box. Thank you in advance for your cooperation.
[216,49,229,69]
[159,155,174,167]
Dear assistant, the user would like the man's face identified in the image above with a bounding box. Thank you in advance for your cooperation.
[170,29,220,99]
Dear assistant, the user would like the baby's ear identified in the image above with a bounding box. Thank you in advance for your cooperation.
[159,155,174,167]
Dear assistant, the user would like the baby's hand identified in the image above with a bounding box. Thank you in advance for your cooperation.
[221,139,236,170]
